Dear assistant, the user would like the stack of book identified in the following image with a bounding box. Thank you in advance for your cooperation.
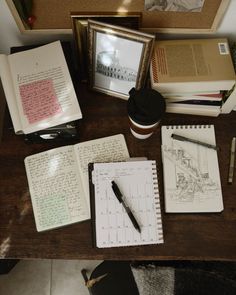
[150,38,236,116]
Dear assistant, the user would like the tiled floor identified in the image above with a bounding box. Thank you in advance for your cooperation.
[0,259,102,295]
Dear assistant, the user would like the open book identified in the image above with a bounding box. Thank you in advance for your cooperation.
[24,134,129,232]
[161,125,224,213]
[0,41,82,134]
[89,160,164,248]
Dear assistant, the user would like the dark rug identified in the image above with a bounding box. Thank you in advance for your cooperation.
[87,261,236,295]
[131,261,236,295]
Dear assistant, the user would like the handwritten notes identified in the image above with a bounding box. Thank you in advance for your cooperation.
[24,134,129,231]
[19,79,62,124]
[74,134,130,210]
[25,146,89,231]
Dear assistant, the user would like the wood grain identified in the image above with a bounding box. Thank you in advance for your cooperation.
[0,82,236,260]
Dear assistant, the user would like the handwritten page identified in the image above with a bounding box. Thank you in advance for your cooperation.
[20,79,62,124]
[91,161,163,248]
[161,125,223,213]
[74,134,130,216]
[25,146,89,232]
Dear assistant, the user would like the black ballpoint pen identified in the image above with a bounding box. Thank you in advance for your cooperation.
[111,181,141,233]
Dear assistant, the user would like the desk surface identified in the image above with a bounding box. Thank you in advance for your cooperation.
[0,83,236,260]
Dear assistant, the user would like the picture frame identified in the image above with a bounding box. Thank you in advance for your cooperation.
[71,12,142,80]
[87,20,155,100]
[6,0,230,34]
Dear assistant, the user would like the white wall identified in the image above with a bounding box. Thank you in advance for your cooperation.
[0,0,236,54]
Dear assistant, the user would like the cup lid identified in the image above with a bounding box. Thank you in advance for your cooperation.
[127,88,166,126]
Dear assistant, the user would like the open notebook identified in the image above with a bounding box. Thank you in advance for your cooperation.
[89,160,164,248]
[24,134,129,232]
[161,125,223,213]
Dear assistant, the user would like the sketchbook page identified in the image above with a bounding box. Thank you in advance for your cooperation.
[74,134,130,217]
[24,146,89,232]
[8,41,82,134]
[92,161,163,248]
[0,54,22,133]
[161,125,223,213]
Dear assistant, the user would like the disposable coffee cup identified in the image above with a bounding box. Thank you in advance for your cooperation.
[127,88,166,139]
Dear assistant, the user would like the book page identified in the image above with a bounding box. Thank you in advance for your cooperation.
[0,54,22,132]
[74,134,130,216]
[161,125,223,213]
[8,41,82,134]
[92,161,163,248]
[24,146,89,232]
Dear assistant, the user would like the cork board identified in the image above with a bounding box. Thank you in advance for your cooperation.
[6,0,230,33]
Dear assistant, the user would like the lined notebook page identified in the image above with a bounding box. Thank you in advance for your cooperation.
[161,125,223,213]
[74,134,129,216]
[92,161,163,248]
[25,146,89,232]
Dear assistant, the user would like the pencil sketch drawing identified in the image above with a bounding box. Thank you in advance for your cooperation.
[163,141,221,203]
[145,0,205,12]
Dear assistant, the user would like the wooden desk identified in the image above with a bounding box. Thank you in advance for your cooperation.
[0,83,236,260]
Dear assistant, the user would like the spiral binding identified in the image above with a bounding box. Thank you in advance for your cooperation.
[166,124,212,130]
[151,161,164,243]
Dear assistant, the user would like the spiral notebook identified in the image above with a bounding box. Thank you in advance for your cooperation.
[161,125,223,213]
[89,160,164,248]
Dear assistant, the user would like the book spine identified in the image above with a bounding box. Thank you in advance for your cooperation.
[151,161,164,243]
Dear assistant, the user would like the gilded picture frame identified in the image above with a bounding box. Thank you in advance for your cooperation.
[71,12,141,80]
[87,20,155,100]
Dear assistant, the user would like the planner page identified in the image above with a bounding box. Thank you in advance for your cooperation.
[91,160,163,248]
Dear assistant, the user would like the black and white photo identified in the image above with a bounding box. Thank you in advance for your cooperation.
[87,20,155,99]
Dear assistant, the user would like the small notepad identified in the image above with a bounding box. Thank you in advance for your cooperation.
[89,160,164,248]
[161,125,223,213]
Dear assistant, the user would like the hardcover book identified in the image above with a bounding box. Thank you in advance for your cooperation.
[150,38,235,94]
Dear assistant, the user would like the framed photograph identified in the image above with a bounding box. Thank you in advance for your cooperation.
[87,20,155,100]
[71,12,141,80]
